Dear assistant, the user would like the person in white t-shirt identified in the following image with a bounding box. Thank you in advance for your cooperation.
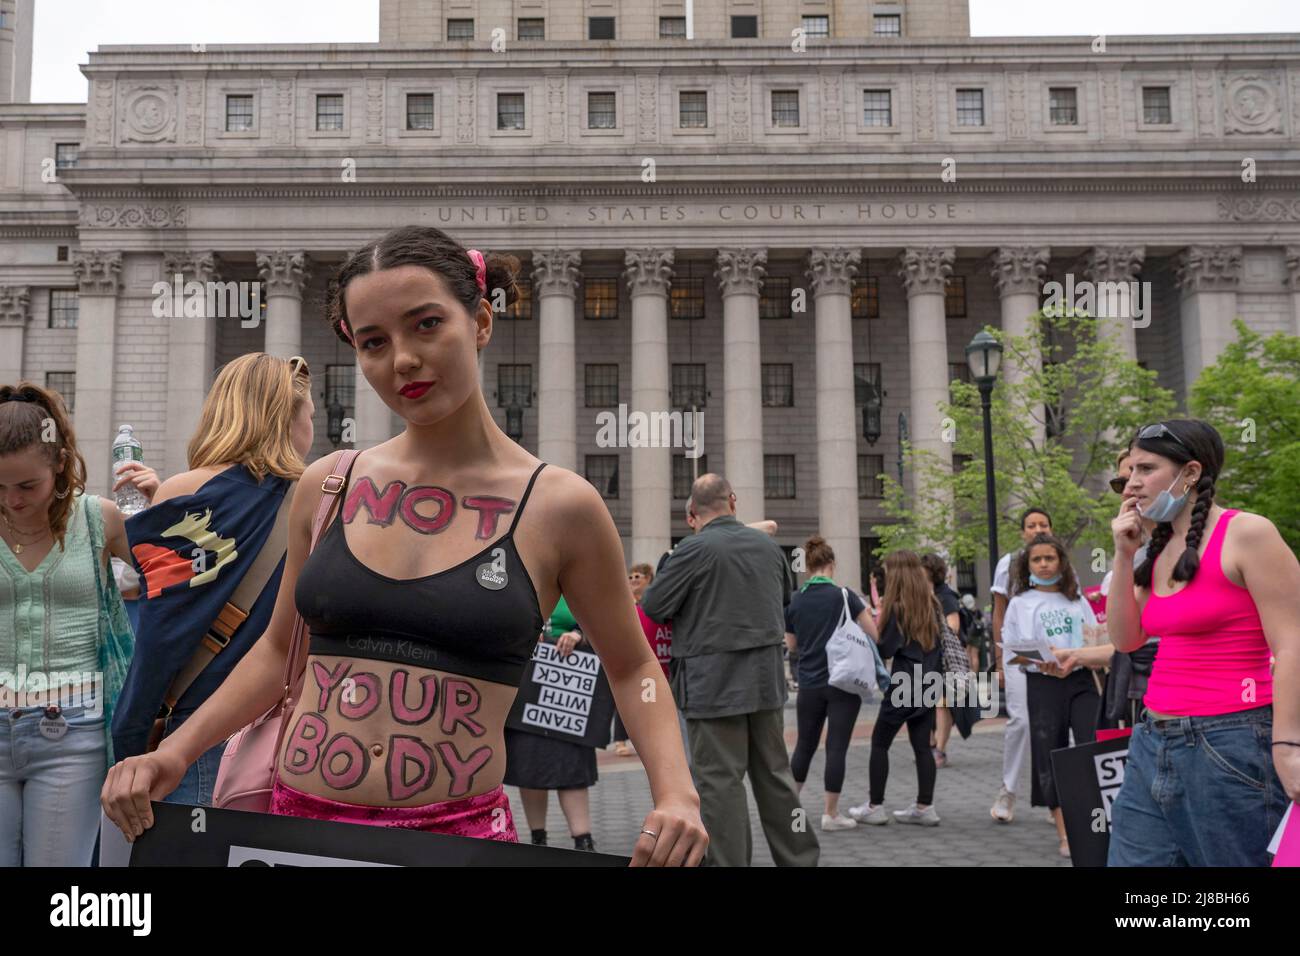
[1002,532,1103,858]
[989,507,1053,823]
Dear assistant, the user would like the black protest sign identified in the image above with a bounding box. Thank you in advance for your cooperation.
[1050,735,1130,868]
[101,803,628,867]
[506,640,616,748]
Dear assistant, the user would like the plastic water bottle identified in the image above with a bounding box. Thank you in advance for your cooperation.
[112,424,149,516]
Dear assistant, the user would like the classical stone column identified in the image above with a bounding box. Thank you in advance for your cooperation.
[162,251,220,478]
[990,246,1050,445]
[352,352,393,449]
[896,247,955,488]
[256,250,310,359]
[532,250,581,472]
[807,247,862,591]
[714,248,766,523]
[625,248,674,564]
[1082,245,1146,360]
[1286,246,1300,338]
[72,251,123,494]
[0,286,31,389]
[1175,245,1243,396]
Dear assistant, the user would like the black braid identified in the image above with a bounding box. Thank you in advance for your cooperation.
[1172,474,1215,583]
[1133,520,1173,590]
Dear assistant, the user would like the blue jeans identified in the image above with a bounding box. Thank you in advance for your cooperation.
[159,714,228,807]
[0,703,107,866]
[1108,705,1288,867]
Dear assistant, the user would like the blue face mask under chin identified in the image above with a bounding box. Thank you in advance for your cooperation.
[1138,466,1190,524]
[1030,573,1062,587]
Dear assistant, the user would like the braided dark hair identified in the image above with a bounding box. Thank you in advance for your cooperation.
[1131,420,1224,589]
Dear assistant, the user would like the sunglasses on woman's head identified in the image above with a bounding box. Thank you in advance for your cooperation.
[1137,422,1192,458]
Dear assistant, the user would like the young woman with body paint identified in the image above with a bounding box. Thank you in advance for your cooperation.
[102,226,708,866]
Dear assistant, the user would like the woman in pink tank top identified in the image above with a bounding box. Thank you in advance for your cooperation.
[1105,419,1299,866]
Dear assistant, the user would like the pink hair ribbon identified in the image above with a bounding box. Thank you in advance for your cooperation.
[466,248,488,295]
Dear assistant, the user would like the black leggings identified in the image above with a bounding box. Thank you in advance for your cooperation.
[790,685,862,794]
[1027,669,1100,809]
[869,706,937,806]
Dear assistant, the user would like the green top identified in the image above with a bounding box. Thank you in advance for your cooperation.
[547,594,579,636]
[0,494,101,676]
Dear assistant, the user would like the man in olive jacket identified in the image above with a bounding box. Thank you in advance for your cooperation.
[641,473,819,867]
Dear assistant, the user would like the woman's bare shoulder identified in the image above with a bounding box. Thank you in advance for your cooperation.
[152,464,233,506]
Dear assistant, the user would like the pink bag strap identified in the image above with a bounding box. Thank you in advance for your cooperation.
[268,448,360,769]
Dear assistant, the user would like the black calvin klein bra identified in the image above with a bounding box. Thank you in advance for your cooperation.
[294,454,547,687]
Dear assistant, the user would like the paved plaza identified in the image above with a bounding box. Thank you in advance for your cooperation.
[505,700,1071,866]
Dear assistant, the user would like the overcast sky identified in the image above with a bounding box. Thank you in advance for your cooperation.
[28,0,1300,103]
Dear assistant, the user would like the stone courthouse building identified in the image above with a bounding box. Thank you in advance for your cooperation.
[1,0,1299,592]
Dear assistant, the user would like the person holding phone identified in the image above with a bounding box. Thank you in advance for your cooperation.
[1106,419,1299,866]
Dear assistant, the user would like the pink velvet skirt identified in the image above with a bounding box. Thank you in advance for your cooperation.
[270,777,519,842]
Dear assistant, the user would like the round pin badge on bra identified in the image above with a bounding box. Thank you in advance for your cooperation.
[476,547,508,590]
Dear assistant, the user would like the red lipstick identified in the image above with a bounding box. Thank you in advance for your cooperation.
[399,381,433,399]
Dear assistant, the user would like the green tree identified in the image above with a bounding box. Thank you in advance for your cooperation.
[1189,319,1300,555]
[872,308,1175,570]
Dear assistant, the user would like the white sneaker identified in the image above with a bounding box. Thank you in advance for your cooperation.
[847,802,892,825]
[893,804,941,826]
[990,786,1015,823]
[821,813,858,832]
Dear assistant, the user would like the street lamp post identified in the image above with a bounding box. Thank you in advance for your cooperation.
[965,329,1004,588]
[896,412,908,489]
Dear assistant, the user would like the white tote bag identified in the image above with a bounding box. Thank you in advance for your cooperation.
[826,588,888,700]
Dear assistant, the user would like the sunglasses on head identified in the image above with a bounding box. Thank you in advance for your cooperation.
[1137,422,1192,458]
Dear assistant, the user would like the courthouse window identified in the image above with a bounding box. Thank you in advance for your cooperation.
[49,290,78,329]
[670,276,705,319]
[851,278,879,318]
[447,19,474,40]
[55,143,79,168]
[679,91,708,128]
[660,17,687,39]
[517,18,545,40]
[584,364,619,407]
[762,364,794,407]
[325,364,355,419]
[956,89,985,127]
[673,455,707,500]
[858,454,884,499]
[801,16,829,38]
[45,372,75,414]
[873,14,901,37]
[771,90,801,127]
[863,90,892,127]
[588,17,615,40]
[225,95,254,132]
[760,277,792,318]
[584,277,619,319]
[497,364,533,407]
[944,276,967,317]
[1049,87,1078,126]
[1143,86,1172,125]
[497,93,526,130]
[588,92,617,129]
[405,93,435,130]
[671,364,707,409]
[764,455,796,499]
[731,16,758,38]
[503,276,532,319]
[585,455,619,499]
[315,94,344,131]
[854,363,882,406]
